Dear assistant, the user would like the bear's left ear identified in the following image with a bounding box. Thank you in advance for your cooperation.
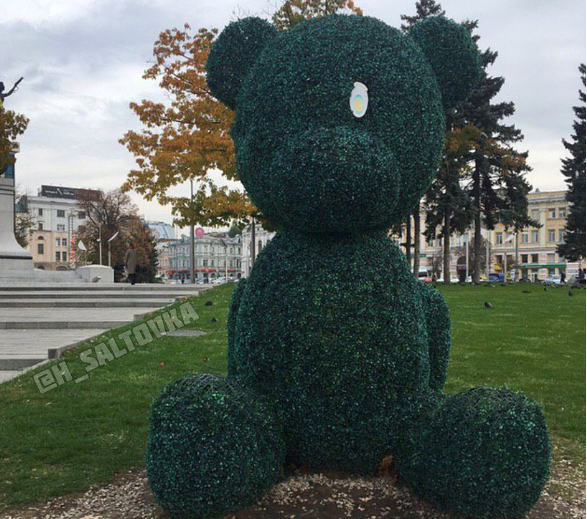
[409,16,482,110]
[206,17,277,110]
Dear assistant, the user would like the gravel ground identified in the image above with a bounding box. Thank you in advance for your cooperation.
[3,466,585,519]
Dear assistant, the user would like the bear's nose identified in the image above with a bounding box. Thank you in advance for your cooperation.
[263,126,400,233]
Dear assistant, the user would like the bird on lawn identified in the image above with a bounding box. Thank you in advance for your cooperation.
[484,302,493,309]
[568,291,574,297]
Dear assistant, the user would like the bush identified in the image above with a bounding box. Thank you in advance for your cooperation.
[146,374,285,518]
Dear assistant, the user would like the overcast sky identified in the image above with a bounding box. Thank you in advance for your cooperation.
[1,0,585,224]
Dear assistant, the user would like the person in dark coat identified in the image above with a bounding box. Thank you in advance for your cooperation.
[125,243,138,285]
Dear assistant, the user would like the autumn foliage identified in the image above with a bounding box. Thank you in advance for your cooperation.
[120,0,363,227]
[0,107,28,173]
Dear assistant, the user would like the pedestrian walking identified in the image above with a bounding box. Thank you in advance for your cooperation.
[125,243,138,285]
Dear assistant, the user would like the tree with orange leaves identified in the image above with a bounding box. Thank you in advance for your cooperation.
[120,1,363,228]
[272,0,362,30]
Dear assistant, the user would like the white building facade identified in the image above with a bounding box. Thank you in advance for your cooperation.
[241,223,276,277]
[20,185,98,270]
[167,232,242,281]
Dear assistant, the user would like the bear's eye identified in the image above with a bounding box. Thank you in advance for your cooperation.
[349,82,368,118]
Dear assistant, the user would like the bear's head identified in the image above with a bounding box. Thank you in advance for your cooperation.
[207,15,481,234]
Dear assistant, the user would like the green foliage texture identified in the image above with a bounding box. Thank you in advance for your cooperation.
[146,375,285,518]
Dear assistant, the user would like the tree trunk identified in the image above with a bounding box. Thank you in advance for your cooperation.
[443,208,451,284]
[413,206,421,277]
[405,214,412,265]
[472,160,482,284]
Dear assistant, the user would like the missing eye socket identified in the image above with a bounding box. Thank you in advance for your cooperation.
[350,82,368,118]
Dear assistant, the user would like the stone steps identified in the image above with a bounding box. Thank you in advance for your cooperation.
[0,292,197,299]
[0,298,177,307]
[0,283,210,291]
[0,283,211,383]
[0,320,130,329]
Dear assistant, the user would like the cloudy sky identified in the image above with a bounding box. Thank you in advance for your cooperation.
[1,0,585,224]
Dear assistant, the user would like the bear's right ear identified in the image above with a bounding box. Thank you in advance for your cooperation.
[206,17,277,110]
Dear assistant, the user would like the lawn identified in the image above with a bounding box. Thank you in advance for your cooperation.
[0,282,584,512]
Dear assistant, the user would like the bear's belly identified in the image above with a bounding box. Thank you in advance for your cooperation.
[230,230,430,473]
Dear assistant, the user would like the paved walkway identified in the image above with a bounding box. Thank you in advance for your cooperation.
[0,283,209,382]
[0,307,161,327]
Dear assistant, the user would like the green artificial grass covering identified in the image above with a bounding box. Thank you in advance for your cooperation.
[146,374,285,518]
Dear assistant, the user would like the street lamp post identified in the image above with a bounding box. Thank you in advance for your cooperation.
[250,215,256,276]
[108,231,119,268]
[189,180,196,284]
[97,222,103,266]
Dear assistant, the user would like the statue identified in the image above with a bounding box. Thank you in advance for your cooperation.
[146,15,550,519]
[0,73,33,278]
[0,77,23,107]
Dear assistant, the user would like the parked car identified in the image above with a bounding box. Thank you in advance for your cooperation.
[542,275,562,286]
[413,267,433,283]
[488,273,505,283]
[436,276,460,283]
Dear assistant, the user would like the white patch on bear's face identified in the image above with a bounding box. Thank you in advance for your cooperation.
[350,82,368,118]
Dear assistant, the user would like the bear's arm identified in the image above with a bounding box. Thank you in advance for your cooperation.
[416,281,451,391]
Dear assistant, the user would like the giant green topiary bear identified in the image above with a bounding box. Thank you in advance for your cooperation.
[146,14,550,519]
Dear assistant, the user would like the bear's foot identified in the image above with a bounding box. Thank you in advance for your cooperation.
[146,374,285,518]
[396,388,550,519]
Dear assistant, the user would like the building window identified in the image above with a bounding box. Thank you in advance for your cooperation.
[62,252,68,262]
[62,238,67,247]
[55,237,61,248]
[521,254,528,263]
[547,229,556,242]
[558,229,565,242]
[56,252,61,262]
[548,208,556,219]
[78,211,86,219]
[57,224,65,231]
[531,209,539,220]
[547,253,556,263]
[495,233,503,245]
[38,208,43,216]
[57,209,66,218]
[38,222,44,230]
[37,243,44,254]
[203,259,208,267]
[531,254,539,263]
[521,232,528,244]
[531,230,539,243]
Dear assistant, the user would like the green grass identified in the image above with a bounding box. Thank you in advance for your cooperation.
[438,283,586,464]
[0,282,584,511]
